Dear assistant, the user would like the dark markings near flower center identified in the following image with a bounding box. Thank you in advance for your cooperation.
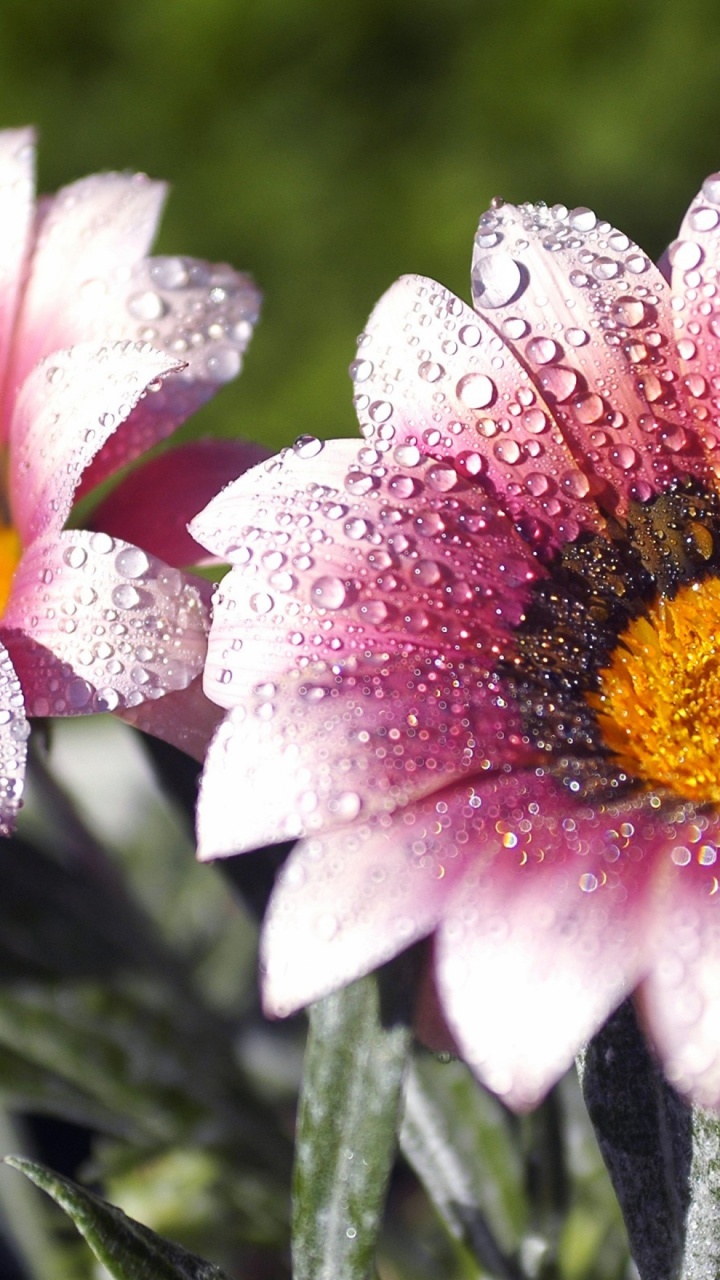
[500,479,720,769]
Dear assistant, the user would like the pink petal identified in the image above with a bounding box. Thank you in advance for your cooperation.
[192,438,543,708]
[669,174,720,468]
[637,809,720,1108]
[9,342,181,545]
[77,258,261,495]
[91,438,270,568]
[119,673,223,762]
[196,654,534,860]
[0,641,29,834]
[468,201,707,507]
[354,275,607,555]
[261,779,481,1017]
[10,171,166,398]
[0,128,35,427]
[435,774,661,1110]
[2,530,209,717]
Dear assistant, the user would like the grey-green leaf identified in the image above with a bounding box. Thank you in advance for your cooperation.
[292,972,412,1280]
[400,1055,526,1278]
[5,1156,232,1280]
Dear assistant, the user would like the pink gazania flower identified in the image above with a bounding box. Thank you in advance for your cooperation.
[0,127,263,833]
[193,176,720,1111]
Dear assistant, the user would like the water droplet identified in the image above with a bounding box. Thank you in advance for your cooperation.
[526,336,559,365]
[592,256,622,281]
[613,297,645,327]
[413,559,442,586]
[456,372,496,409]
[572,393,604,424]
[579,872,598,892]
[523,408,548,434]
[63,545,87,569]
[115,547,150,578]
[90,532,114,555]
[472,251,524,308]
[702,173,720,205]
[494,439,522,464]
[565,327,589,347]
[127,290,167,321]
[612,445,638,470]
[350,358,373,383]
[540,366,578,402]
[250,591,274,614]
[458,323,482,347]
[503,317,528,341]
[369,400,393,424]
[568,207,597,231]
[419,360,445,383]
[111,584,140,609]
[312,575,347,609]
[203,346,241,381]
[394,444,421,467]
[150,256,190,289]
[669,240,704,271]
[525,471,550,496]
[690,206,720,232]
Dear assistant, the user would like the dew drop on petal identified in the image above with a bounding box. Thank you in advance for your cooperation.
[312,575,347,609]
[539,366,578,402]
[568,206,597,231]
[572,393,605,424]
[669,240,704,271]
[115,547,150,578]
[456,372,496,409]
[293,435,324,459]
[526,337,559,365]
[111,584,141,609]
[250,591,274,614]
[472,251,524,309]
[702,174,720,205]
[690,206,720,232]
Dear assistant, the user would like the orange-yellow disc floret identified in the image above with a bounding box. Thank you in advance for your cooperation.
[592,576,720,802]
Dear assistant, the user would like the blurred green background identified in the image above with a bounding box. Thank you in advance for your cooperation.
[1,0,718,456]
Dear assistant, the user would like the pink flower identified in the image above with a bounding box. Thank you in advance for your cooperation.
[193,178,720,1111]
[0,127,262,831]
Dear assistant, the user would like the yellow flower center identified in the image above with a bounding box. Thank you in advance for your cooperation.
[593,577,720,802]
[0,525,21,616]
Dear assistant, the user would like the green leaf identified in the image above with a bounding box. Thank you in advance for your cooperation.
[292,971,412,1280]
[400,1055,526,1279]
[5,1157,232,1280]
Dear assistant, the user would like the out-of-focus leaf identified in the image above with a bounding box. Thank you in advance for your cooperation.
[5,1157,232,1279]
[103,1144,289,1258]
[0,980,291,1178]
[400,1055,526,1279]
[578,1000,691,1280]
[293,971,412,1280]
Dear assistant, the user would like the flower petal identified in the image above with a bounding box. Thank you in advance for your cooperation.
[192,437,542,707]
[196,654,534,860]
[0,641,29,834]
[91,438,270,568]
[468,201,707,508]
[260,779,482,1017]
[119,673,223,762]
[77,257,262,495]
[0,128,35,423]
[2,530,208,716]
[10,171,166,396]
[668,173,720,469]
[637,810,720,1109]
[9,341,181,545]
[435,774,661,1109]
[354,275,606,555]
